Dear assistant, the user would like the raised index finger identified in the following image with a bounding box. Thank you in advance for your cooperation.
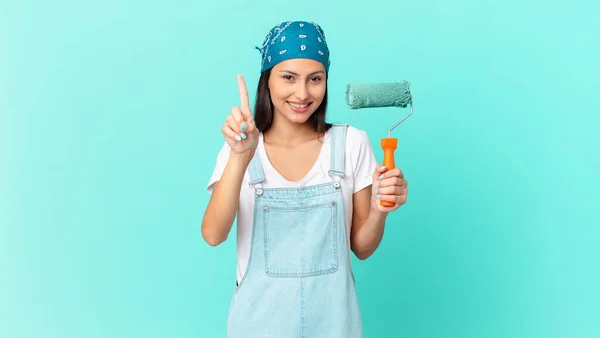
[237,74,251,118]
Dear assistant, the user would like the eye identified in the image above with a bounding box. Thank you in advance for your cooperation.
[282,75,293,81]
[311,76,322,82]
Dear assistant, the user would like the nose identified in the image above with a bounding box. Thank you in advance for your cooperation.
[294,82,309,101]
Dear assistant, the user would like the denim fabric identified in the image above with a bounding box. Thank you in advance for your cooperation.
[226,124,362,338]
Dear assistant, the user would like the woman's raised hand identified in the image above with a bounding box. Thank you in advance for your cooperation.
[222,75,259,155]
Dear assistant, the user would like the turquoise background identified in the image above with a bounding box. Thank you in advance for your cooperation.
[1,0,598,337]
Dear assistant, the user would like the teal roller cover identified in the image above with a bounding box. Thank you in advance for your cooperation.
[346,81,411,109]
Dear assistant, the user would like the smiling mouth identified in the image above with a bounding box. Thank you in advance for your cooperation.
[287,102,312,109]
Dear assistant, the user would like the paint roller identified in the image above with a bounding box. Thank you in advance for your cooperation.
[345,81,413,207]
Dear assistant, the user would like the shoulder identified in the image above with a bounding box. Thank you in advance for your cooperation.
[346,125,370,143]
[330,124,372,149]
[330,123,376,165]
[331,124,377,192]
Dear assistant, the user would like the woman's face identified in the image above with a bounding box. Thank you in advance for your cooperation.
[268,58,327,125]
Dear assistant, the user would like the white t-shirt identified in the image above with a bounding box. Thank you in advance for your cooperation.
[206,125,377,284]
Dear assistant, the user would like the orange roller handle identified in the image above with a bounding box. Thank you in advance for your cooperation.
[380,138,398,207]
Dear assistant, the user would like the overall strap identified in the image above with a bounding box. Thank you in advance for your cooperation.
[329,124,348,182]
[247,150,265,185]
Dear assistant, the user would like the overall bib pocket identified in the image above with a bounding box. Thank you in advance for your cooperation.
[263,200,338,278]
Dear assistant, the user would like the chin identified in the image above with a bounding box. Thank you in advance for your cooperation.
[286,111,315,125]
[288,115,312,124]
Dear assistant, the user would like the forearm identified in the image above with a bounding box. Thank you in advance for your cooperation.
[202,151,253,246]
[351,204,388,260]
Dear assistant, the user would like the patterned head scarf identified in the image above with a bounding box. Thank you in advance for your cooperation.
[255,21,330,73]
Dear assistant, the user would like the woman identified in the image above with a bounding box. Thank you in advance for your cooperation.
[202,20,408,338]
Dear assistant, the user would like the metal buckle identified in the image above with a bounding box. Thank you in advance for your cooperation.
[328,170,343,190]
[254,183,264,196]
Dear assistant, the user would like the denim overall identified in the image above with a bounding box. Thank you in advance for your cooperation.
[226,124,363,338]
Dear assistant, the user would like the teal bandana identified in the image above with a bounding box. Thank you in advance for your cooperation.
[255,21,330,73]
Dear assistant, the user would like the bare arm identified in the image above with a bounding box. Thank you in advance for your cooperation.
[350,185,388,259]
[350,165,408,259]
[202,74,259,246]
[201,151,254,246]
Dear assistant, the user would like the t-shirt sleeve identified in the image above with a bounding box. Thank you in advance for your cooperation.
[349,127,377,194]
[207,142,231,194]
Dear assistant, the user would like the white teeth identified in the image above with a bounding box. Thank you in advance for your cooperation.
[288,102,308,108]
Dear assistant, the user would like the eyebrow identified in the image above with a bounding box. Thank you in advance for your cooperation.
[279,70,325,76]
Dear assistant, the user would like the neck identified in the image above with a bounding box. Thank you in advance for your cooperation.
[264,111,319,146]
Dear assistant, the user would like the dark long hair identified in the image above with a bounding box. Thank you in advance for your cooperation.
[253,68,332,135]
